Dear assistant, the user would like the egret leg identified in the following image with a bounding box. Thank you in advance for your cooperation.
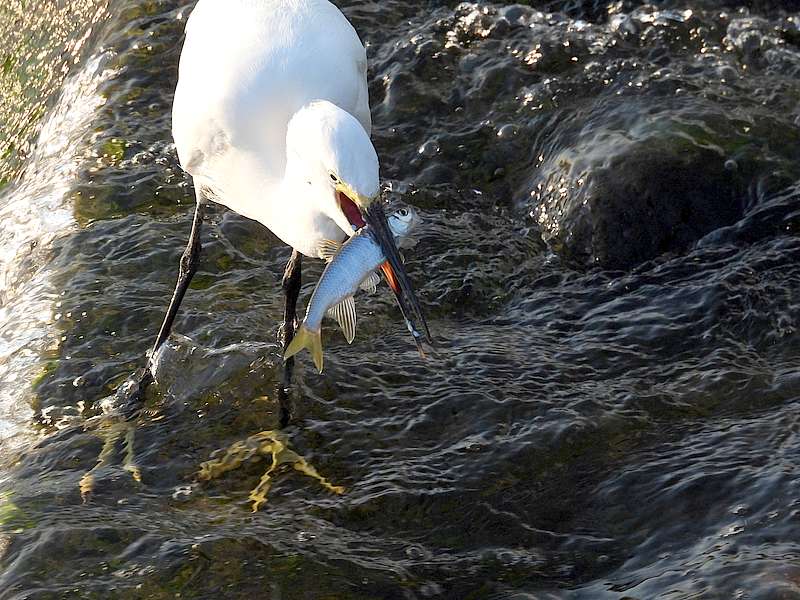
[80,198,207,499]
[276,250,302,427]
[151,199,206,359]
[114,199,206,411]
[111,199,203,414]
[112,200,206,430]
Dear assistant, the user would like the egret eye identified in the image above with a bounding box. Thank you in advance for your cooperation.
[329,173,338,183]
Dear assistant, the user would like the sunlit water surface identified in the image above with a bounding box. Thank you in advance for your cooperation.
[1,0,800,598]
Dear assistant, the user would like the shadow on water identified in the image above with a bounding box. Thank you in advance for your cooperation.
[2,0,800,598]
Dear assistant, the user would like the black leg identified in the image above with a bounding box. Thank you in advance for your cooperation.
[150,200,206,359]
[276,250,302,427]
[115,199,205,416]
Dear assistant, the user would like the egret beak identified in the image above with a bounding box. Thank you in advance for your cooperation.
[336,187,432,352]
[363,201,432,353]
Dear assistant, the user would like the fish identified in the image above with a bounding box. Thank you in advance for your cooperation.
[284,206,420,373]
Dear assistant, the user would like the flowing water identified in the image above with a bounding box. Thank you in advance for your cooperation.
[2,0,800,597]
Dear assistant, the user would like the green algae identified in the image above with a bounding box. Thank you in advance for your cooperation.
[0,491,34,530]
[31,360,58,390]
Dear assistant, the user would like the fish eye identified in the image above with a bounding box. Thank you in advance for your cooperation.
[398,208,409,217]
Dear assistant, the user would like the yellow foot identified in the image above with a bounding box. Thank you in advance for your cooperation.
[79,417,142,502]
[197,430,345,511]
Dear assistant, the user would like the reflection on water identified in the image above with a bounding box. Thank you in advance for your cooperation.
[1,0,800,598]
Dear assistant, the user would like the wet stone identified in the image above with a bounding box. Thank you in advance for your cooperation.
[527,105,797,269]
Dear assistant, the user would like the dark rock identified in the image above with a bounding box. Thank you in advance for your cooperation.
[530,121,752,270]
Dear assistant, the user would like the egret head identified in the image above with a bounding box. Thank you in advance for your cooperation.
[286,100,432,350]
[286,100,379,234]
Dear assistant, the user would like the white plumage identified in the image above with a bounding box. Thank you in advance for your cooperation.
[172,0,376,257]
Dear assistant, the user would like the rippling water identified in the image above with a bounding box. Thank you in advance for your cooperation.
[2,0,800,597]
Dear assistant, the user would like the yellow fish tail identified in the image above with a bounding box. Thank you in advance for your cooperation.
[284,324,324,373]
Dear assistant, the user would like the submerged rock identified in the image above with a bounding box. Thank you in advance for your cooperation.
[531,129,744,269]
[528,104,799,269]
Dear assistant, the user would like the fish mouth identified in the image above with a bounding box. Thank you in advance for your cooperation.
[363,201,432,353]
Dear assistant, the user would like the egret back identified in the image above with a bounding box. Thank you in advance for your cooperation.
[172,0,371,208]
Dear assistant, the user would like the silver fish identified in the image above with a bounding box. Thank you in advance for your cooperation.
[284,206,419,372]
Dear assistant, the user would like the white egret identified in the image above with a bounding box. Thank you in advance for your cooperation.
[143,0,430,422]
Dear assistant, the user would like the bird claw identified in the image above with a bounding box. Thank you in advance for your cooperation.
[197,430,344,511]
[79,417,142,503]
[78,367,153,502]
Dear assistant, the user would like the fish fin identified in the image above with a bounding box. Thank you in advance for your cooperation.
[359,272,380,294]
[284,324,324,373]
[327,296,357,344]
[318,239,342,262]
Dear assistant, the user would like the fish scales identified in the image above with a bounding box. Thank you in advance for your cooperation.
[305,230,384,331]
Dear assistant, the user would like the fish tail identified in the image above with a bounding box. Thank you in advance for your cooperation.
[284,324,324,373]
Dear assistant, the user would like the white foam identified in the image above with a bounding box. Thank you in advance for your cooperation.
[0,52,117,461]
